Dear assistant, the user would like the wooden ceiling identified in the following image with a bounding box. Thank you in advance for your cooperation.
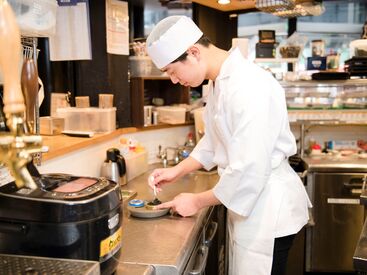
[191,0,256,12]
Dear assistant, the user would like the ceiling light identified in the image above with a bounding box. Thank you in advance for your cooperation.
[218,0,230,5]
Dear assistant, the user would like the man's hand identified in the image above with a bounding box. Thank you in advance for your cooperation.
[155,190,221,217]
[148,166,181,193]
[147,156,204,192]
[155,193,201,217]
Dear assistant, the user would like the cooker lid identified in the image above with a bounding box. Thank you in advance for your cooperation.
[0,174,122,223]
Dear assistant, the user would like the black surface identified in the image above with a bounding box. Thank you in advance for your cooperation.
[256,42,276,58]
[192,3,238,51]
[311,72,350,80]
[0,175,121,222]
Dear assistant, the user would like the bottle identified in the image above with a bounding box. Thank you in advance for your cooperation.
[185,132,195,147]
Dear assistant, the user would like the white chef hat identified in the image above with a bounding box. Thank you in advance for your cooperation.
[146,16,203,69]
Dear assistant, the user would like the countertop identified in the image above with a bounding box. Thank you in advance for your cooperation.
[115,263,154,275]
[303,155,367,173]
[116,165,219,275]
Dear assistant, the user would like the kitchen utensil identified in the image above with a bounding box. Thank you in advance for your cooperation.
[21,58,38,133]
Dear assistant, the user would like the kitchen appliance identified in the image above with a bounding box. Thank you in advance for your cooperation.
[256,42,276,58]
[0,173,123,275]
[101,148,127,186]
[306,171,367,272]
[259,30,276,44]
[0,254,100,275]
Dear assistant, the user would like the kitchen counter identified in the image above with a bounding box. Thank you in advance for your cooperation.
[304,155,367,173]
[116,165,219,275]
[115,263,154,275]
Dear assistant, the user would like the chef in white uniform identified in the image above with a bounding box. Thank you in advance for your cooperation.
[146,16,311,275]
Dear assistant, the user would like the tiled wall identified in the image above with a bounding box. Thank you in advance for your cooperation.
[39,123,366,178]
[38,125,194,178]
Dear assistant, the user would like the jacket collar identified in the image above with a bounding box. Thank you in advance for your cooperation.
[215,48,243,81]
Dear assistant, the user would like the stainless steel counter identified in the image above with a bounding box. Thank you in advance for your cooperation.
[304,155,367,173]
[116,165,219,275]
[115,263,154,275]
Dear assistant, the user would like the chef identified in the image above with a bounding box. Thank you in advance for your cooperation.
[146,16,311,275]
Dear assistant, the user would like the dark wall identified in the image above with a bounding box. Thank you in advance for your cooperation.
[192,3,238,51]
[38,0,130,128]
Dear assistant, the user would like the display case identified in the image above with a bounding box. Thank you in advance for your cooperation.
[130,76,190,127]
[282,79,367,113]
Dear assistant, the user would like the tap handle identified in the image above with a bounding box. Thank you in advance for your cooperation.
[21,58,38,133]
[0,0,25,115]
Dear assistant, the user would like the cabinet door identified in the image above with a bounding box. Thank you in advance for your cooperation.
[309,172,365,272]
[130,77,189,127]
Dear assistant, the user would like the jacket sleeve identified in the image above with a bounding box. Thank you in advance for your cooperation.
[190,107,217,171]
[213,77,284,217]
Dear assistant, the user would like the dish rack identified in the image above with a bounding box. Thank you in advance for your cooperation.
[21,36,39,60]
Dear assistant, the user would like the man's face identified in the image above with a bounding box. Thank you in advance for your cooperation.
[161,47,206,88]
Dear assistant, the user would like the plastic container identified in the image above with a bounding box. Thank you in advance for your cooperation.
[156,106,186,124]
[129,56,162,76]
[55,107,116,133]
[124,151,148,182]
[40,116,64,135]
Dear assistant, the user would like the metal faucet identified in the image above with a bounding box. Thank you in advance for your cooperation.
[157,145,181,167]
[165,147,180,165]
[157,145,168,168]
[0,1,42,189]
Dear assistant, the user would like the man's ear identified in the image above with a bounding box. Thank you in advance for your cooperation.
[188,45,200,60]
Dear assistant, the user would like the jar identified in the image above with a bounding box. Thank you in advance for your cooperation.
[311,40,325,57]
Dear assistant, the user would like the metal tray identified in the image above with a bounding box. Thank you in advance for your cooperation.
[127,204,170,219]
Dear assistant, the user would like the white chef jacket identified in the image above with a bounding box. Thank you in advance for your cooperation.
[190,48,310,274]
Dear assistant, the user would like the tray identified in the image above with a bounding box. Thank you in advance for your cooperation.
[127,204,170,219]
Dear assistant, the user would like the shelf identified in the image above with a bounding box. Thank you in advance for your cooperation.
[130,74,169,80]
[254,58,298,63]
[130,77,190,127]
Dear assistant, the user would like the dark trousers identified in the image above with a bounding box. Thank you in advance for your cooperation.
[271,234,296,275]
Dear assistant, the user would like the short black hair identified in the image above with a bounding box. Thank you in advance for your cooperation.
[171,35,212,63]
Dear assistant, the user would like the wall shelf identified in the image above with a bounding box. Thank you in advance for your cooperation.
[130,76,190,127]
[254,58,299,64]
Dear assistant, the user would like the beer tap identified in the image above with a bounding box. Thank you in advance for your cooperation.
[0,0,42,189]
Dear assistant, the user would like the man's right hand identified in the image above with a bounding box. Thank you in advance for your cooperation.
[148,166,181,193]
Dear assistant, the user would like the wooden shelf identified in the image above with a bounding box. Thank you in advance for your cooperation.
[254,58,299,63]
[130,77,190,127]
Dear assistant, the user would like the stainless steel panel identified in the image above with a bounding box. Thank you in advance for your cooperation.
[307,172,366,272]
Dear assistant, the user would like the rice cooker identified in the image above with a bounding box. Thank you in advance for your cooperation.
[0,173,122,275]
